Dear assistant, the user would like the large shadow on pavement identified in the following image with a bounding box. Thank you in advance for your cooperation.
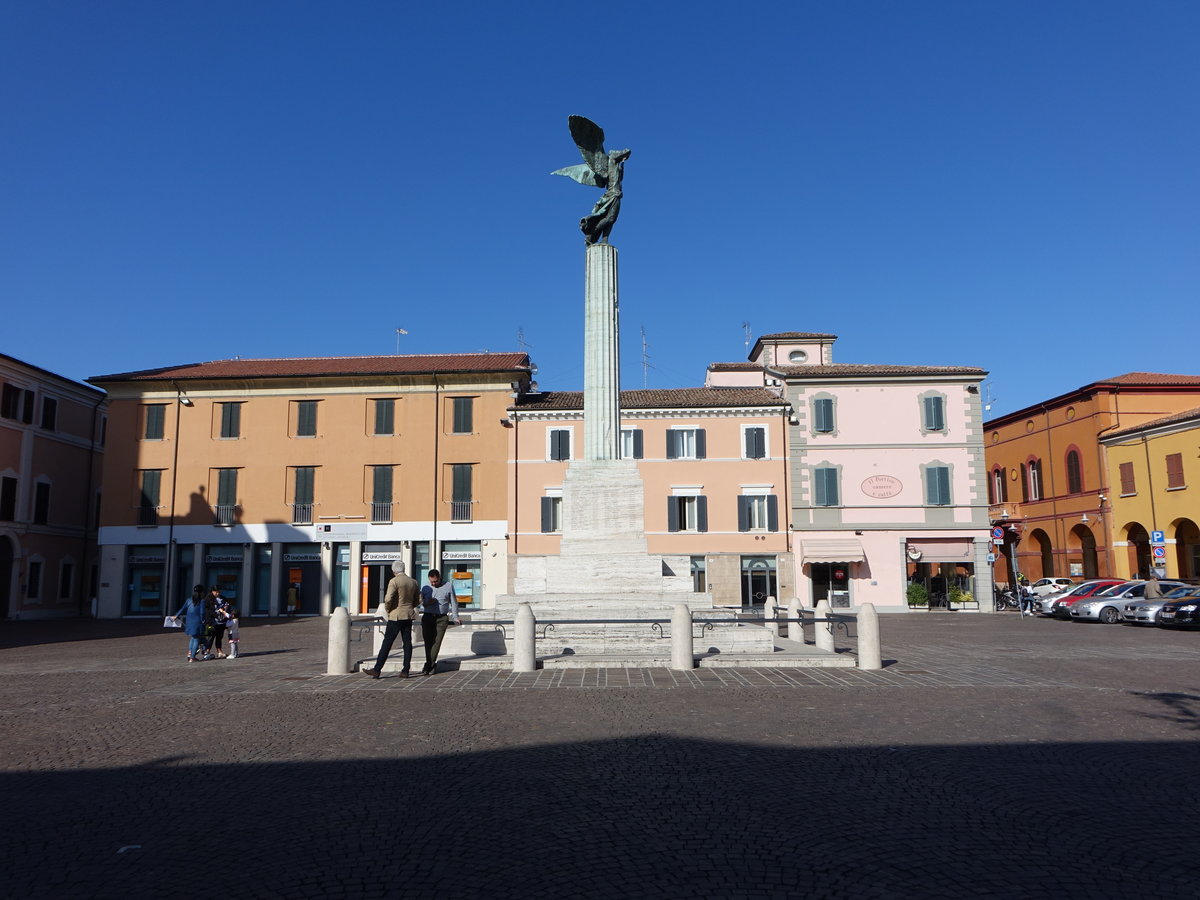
[2,735,1198,898]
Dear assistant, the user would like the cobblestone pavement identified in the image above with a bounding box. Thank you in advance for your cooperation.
[2,612,1199,898]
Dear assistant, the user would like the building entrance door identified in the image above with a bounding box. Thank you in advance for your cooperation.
[740,556,777,608]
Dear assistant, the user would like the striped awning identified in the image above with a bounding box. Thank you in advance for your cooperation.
[801,540,866,564]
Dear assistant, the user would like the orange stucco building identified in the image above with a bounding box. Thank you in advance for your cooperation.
[983,374,1200,585]
[89,353,532,618]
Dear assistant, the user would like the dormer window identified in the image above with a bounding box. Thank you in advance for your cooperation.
[788,350,808,363]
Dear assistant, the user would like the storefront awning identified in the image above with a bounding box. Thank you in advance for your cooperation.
[801,539,866,564]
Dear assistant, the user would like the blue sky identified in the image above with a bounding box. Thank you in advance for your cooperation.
[3,1,1197,417]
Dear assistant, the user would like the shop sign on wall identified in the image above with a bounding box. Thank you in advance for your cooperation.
[860,475,902,499]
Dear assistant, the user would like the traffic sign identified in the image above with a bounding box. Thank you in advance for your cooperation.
[992,526,1006,540]
[1151,530,1165,543]
[986,552,997,563]
[1152,546,1167,559]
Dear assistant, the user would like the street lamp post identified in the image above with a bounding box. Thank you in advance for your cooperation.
[163,391,193,615]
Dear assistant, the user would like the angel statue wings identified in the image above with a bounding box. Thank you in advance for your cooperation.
[551,116,631,245]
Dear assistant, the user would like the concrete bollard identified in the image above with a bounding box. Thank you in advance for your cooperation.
[857,602,882,670]
[514,602,537,672]
[814,599,835,653]
[671,603,694,670]
[787,598,803,643]
[326,606,351,675]
[764,595,778,638]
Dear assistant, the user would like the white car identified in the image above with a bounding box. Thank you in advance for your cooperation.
[1029,577,1077,597]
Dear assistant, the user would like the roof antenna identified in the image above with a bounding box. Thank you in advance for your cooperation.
[517,327,532,354]
[641,326,651,389]
[742,321,752,353]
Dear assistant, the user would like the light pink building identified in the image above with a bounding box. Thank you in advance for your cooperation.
[1,354,106,618]
[508,387,793,607]
[708,333,993,611]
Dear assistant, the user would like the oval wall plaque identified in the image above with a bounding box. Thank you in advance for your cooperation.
[861,475,903,499]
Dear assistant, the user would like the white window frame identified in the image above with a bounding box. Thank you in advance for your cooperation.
[669,427,699,460]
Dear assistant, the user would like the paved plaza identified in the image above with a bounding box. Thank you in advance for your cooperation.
[2,612,1199,898]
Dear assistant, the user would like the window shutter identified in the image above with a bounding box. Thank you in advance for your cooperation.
[666,431,678,460]
[1066,451,1082,494]
[1119,462,1135,494]
[294,467,314,505]
[632,429,643,459]
[814,469,827,507]
[541,497,554,533]
[1167,453,1185,489]
[374,400,394,435]
[551,429,570,461]
[767,495,779,532]
[924,396,944,431]
[737,496,749,532]
[1020,464,1029,501]
[452,464,473,503]
[695,429,706,459]
[667,498,679,532]
[814,398,833,433]
[373,466,393,503]
[218,469,238,506]
[745,428,765,459]
[140,470,161,508]
[696,495,708,532]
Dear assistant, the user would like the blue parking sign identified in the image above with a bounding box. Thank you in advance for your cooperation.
[1151,530,1165,543]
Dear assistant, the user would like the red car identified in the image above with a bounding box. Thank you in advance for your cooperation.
[1038,579,1124,618]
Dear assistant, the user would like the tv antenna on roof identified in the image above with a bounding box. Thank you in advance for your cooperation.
[641,326,651,389]
[741,322,752,352]
[517,327,532,353]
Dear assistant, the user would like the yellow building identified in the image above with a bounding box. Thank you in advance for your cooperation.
[1100,407,1200,580]
[89,353,532,618]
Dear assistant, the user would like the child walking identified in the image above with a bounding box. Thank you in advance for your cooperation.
[226,609,241,659]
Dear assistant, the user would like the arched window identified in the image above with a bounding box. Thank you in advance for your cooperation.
[992,467,1007,503]
[1028,459,1043,501]
[1066,450,1083,494]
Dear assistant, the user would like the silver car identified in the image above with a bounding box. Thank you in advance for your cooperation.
[1122,586,1200,625]
[1069,581,1187,624]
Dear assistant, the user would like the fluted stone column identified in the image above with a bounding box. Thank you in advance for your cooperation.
[583,243,620,461]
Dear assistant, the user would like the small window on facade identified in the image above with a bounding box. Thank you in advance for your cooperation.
[26,560,42,599]
[144,404,166,440]
[292,467,315,524]
[0,476,16,521]
[1119,461,1136,495]
[666,428,706,460]
[219,402,241,439]
[33,482,50,525]
[373,399,396,436]
[922,396,946,432]
[743,426,766,459]
[1029,459,1043,501]
[667,495,708,532]
[737,494,779,532]
[992,468,1007,503]
[215,468,238,524]
[41,397,58,431]
[0,384,20,420]
[548,428,572,461]
[1066,450,1083,494]
[813,397,835,434]
[813,467,840,507]
[620,428,644,460]
[926,466,952,506]
[138,470,161,526]
[21,390,34,424]
[59,562,74,600]
[295,401,318,437]
[1166,453,1185,489]
[371,465,394,522]
[540,496,563,533]
[451,397,474,434]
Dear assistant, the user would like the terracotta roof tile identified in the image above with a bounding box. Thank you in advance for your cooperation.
[757,331,838,341]
[1102,406,1200,440]
[90,353,531,383]
[513,387,787,412]
[1101,373,1200,386]
[769,363,986,377]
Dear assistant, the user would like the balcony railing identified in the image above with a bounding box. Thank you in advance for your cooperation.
[371,502,392,524]
[213,505,238,526]
[449,500,473,523]
[290,503,313,525]
[137,506,159,527]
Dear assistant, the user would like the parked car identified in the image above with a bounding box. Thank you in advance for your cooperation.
[1029,577,1078,597]
[1069,580,1187,624]
[1036,579,1124,617]
[1122,585,1200,626]
[1158,593,1200,628]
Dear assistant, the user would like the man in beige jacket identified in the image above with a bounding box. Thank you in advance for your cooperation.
[363,561,421,679]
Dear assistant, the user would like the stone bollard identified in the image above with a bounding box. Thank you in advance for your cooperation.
[787,598,803,643]
[514,602,537,672]
[764,596,778,638]
[671,603,694,670]
[814,599,835,653]
[326,606,351,675]
[857,602,882,670]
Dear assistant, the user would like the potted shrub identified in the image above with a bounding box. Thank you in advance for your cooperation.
[906,582,929,608]
[948,584,973,609]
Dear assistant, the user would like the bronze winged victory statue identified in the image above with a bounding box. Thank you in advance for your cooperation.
[551,116,631,245]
